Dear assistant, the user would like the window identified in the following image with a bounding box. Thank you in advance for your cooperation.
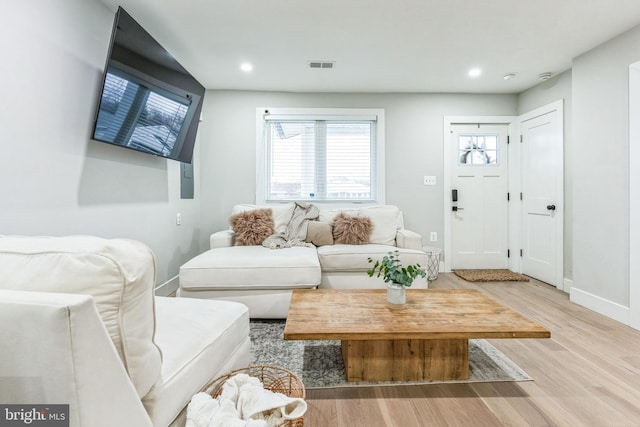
[458,134,499,165]
[257,108,385,203]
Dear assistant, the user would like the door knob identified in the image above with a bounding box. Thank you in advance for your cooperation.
[546,204,556,211]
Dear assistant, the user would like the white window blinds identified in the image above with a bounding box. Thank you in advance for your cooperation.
[262,113,379,202]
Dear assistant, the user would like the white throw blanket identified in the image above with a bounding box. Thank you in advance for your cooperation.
[262,202,320,249]
[186,374,307,427]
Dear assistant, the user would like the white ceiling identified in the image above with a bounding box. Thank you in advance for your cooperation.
[97,0,640,94]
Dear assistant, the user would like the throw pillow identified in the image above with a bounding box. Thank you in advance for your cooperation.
[332,212,373,245]
[229,208,275,246]
[357,205,402,246]
[305,221,334,246]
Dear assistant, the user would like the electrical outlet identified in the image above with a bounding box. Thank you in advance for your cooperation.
[423,176,436,186]
[430,232,437,242]
[176,213,182,226]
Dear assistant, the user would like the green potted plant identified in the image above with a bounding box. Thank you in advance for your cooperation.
[367,250,427,304]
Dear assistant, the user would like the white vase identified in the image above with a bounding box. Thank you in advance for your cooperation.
[387,283,406,305]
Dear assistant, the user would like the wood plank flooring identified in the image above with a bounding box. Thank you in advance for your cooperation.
[303,273,640,426]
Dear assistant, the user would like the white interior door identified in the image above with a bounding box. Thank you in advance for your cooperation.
[520,102,564,287]
[450,124,509,270]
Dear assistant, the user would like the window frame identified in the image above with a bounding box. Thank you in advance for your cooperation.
[255,108,385,205]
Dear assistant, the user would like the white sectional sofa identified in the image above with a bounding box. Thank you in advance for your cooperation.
[0,235,250,427]
[179,204,429,318]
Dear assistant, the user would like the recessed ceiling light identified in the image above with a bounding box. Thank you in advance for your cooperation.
[240,63,253,73]
[468,68,482,78]
[503,73,516,81]
[538,72,552,80]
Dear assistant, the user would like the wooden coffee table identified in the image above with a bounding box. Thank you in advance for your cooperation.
[284,289,550,382]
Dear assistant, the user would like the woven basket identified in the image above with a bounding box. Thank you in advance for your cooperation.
[203,365,305,427]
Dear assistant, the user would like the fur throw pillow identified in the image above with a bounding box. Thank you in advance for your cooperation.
[229,208,275,246]
[332,213,372,245]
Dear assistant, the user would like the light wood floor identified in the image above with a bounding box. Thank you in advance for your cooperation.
[304,273,640,426]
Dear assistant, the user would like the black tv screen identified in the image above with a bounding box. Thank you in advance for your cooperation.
[92,7,205,163]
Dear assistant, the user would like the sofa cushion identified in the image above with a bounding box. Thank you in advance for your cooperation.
[318,207,357,224]
[318,205,403,246]
[317,244,428,272]
[332,212,372,245]
[144,297,250,427]
[356,205,404,246]
[229,208,274,246]
[305,221,334,246]
[179,246,321,290]
[232,204,295,235]
[0,235,161,399]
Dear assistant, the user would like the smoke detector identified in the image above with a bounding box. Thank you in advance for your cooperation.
[308,61,335,69]
[538,72,552,81]
[503,73,516,81]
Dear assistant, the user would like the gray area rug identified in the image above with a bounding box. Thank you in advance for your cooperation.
[250,320,531,389]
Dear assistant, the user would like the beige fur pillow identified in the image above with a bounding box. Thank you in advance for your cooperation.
[305,221,334,246]
[229,208,274,246]
[332,213,372,245]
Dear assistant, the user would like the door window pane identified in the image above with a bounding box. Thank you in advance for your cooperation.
[459,134,499,165]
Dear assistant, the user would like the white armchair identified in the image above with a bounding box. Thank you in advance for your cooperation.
[0,236,250,427]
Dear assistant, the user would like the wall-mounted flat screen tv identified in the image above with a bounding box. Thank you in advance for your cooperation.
[92,7,205,163]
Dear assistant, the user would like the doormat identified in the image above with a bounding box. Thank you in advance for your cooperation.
[454,269,529,282]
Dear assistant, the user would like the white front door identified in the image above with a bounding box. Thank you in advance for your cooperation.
[520,102,564,287]
[450,124,509,269]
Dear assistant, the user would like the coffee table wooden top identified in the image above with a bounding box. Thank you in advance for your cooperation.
[284,289,550,341]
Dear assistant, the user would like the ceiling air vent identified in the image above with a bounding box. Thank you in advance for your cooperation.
[308,61,335,69]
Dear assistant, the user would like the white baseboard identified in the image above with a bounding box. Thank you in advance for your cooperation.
[563,278,573,293]
[570,287,630,325]
[155,275,179,297]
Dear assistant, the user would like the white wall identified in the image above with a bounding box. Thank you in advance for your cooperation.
[18,0,640,317]
[517,70,573,281]
[198,90,517,252]
[1,0,203,290]
[570,24,640,321]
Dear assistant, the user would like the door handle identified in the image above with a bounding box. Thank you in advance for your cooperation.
[452,206,464,212]
[546,204,556,211]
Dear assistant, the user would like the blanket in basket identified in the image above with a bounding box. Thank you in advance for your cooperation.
[187,373,306,427]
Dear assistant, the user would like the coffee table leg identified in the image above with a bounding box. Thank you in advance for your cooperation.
[341,339,469,382]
